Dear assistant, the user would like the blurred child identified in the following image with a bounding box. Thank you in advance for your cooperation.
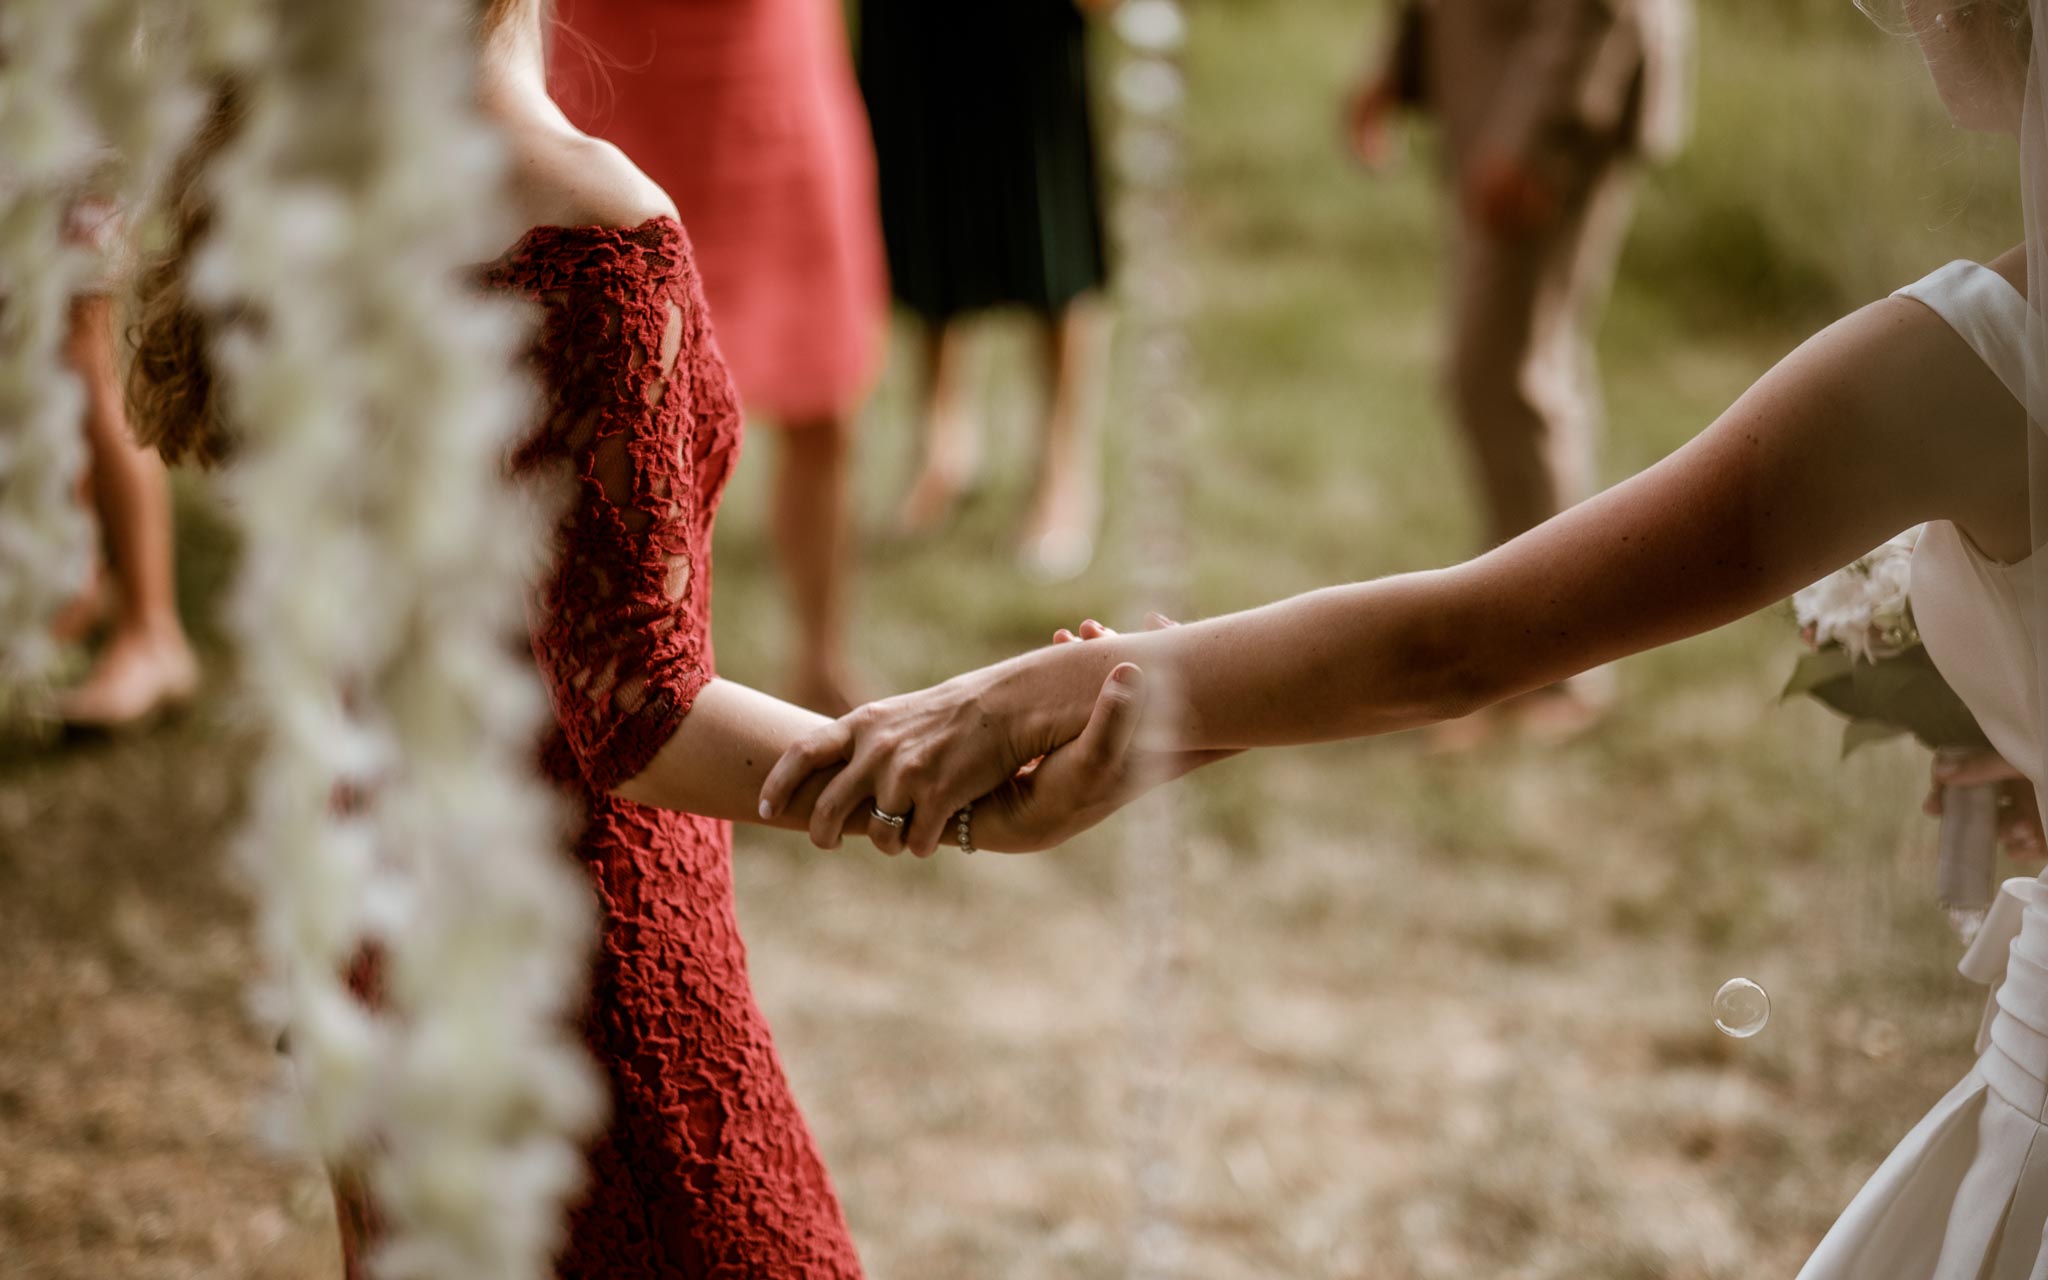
[55,199,197,730]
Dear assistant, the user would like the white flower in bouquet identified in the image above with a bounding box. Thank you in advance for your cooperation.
[1792,527,1922,661]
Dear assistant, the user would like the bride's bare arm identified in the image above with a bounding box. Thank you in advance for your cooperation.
[762,284,2029,854]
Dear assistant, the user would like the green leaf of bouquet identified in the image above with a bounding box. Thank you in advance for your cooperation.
[1841,718,1906,758]
[1791,644,1991,752]
[1782,649,1856,701]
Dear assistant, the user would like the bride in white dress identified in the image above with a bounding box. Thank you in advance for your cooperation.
[1804,6,2048,1268]
[1798,268,2045,1278]
[760,0,2048,1271]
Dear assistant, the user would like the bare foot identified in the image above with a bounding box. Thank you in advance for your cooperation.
[56,629,199,731]
[1017,477,1099,585]
[894,467,970,538]
[894,432,982,538]
[1503,669,1615,746]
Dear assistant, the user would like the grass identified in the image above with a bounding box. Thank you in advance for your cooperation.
[1,2,2029,1277]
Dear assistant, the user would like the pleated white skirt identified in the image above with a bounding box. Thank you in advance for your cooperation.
[1800,876,2048,1279]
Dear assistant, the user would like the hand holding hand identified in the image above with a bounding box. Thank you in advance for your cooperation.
[760,658,1073,856]
[1343,75,1403,171]
[955,618,1240,853]
[758,612,1228,857]
[968,663,1220,853]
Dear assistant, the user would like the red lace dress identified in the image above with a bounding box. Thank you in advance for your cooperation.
[337,217,864,1279]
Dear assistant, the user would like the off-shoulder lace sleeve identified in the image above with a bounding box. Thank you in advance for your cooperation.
[495,221,735,794]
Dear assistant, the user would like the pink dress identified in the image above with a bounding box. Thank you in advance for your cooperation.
[550,0,887,427]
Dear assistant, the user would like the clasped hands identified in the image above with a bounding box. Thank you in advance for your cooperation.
[758,617,1231,857]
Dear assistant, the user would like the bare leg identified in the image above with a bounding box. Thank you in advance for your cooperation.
[58,295,198,727]
[48,469,106,645]
[1018,293,1109,583]
[1447,223,1584,550]
[773,412,861,716]
[894,315,982,535]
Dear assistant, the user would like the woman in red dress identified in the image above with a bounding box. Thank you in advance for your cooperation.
[550,0,887,716]
[125,3,1157,1275]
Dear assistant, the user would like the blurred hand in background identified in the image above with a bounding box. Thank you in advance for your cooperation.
[1344,73,1403,171]
[1464,147,1561,238]
[1928,749,2047,862]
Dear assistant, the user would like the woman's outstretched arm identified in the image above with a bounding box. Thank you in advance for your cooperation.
[762,277,2029,854]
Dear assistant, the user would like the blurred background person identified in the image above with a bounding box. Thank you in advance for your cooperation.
[1346,0,1693,743]
[52,197,198,731]
[862,0,1114,584]
[551,0,887,715]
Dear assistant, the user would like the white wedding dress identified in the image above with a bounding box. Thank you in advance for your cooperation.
[1797,259,2048,1278]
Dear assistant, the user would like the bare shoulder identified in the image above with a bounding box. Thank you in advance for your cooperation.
[1986,242,2028,298]
[1833,286,2024,440]
[503,127,677,235]
[1820,256,2029,557]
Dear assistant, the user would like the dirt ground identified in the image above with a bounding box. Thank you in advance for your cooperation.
[0,624,1989,1280]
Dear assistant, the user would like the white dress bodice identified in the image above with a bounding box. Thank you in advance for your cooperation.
[1895,260,2041,786]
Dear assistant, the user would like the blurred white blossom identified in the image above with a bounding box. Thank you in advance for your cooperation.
[0,0,210,689]
[173,1,601,1277]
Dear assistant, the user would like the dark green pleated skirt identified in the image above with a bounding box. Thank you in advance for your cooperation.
[857,0,1110,322]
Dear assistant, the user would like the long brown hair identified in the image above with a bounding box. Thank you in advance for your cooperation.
[126,0,539,467]
[125,80,245,467]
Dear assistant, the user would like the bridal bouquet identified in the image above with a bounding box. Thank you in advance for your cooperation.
[1783,528,1998,933]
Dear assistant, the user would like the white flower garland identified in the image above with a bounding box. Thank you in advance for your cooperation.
[0,2,601,1272]
[0,1,212,688]
[189,3,600,1278]
[0,8,99,687]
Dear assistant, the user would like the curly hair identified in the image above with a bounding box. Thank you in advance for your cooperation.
[125,0,541,467]
[124,80,245,467]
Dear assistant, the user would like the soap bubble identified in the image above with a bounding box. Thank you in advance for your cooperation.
[1713,977,1770,1039]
